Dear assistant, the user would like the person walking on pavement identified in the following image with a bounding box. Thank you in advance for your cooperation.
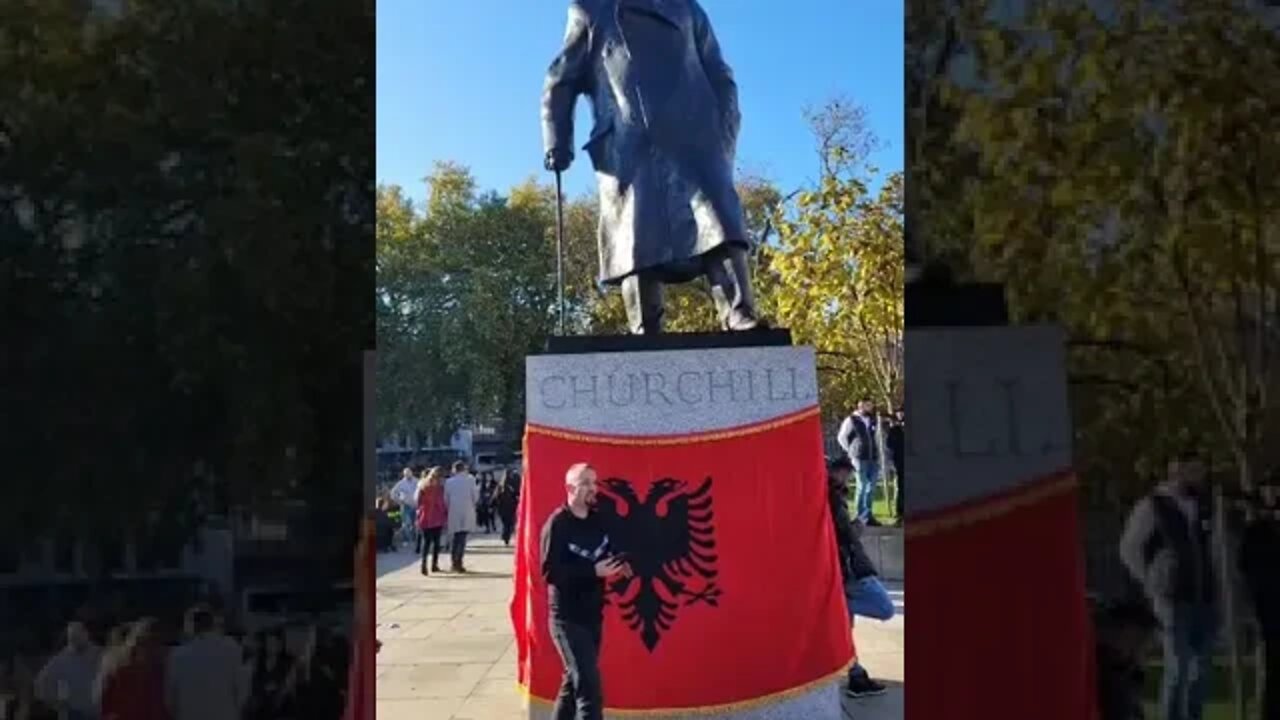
[496,476,520,547]
[827,457,892,699]
[838,398,883,525]
[1241,471,1280,720]
[416,467,448,576]
[443,460,480,573]
[389,467,419,550]
[1119,451,1219,720]
[540,463,633,720]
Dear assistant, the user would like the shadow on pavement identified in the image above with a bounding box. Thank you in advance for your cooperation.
[462,546,516,555]
[375,550,420,579]
[434,571,513,580]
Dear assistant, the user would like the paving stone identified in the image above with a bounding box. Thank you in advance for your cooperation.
[376,536,904,719]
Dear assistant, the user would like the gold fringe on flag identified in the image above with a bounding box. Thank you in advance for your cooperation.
[515,657,855,717]
[905,470,1077,539]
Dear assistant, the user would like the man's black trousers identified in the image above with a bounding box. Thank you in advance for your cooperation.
[549,617,603,720]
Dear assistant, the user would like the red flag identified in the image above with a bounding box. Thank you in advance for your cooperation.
[511,406,853,714]
[906,470,1098,720]
[343,517,375,720]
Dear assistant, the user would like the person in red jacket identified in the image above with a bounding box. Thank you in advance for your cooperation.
[416,467,449,576]
[98,618,171,720]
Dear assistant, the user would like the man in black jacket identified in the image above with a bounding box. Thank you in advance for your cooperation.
[886,408,905,525]
[1241,472,1280,720]
[828,457,893,699]
[539,462,633,720]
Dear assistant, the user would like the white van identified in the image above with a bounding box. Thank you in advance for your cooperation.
[473,452,500,475]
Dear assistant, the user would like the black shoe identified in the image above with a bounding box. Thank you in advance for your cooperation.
[866,517,883,527]
[421,567,429,576]
[432,565,443,573]
[845,675,887,698]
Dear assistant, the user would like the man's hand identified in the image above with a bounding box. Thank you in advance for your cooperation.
[594,557,631,578]
[545,148,573,173]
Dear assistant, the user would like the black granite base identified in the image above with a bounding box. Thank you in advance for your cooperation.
[543,328,792,354]
[906,281,1008,327]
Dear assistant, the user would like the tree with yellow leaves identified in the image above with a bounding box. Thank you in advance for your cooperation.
[935,3,1280,713]
[943,0,1280,494]
[769,100,904,418]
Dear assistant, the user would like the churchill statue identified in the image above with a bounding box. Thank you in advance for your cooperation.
[542,0,761,335]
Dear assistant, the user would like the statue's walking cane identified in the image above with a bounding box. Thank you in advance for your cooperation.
[553,169,567,336]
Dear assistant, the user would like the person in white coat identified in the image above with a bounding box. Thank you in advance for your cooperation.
[443,460,480,573]
[389,467,419,549]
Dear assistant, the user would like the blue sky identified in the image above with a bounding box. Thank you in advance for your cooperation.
[377,1,903,202]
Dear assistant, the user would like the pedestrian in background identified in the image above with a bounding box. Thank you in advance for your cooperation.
[838,398,883,525]
[389,468,419,550]
[416,467,448,576]
[886,407,905,525]
[443,461,479,573]
[496,476,519,547]
[1119,451,1219,720]
[1241,472,1280,720]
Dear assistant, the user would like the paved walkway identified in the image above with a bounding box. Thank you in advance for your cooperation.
[375,534,903,720]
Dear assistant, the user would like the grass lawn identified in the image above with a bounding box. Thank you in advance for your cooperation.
[1142,658,1259,719]
[845,480,899,525]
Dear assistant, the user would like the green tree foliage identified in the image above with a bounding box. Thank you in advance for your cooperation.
[1,0,373,565]
[377,164,556,440]
[377,98,902,439]
[931,0,1280,499]
[769,100,904,418]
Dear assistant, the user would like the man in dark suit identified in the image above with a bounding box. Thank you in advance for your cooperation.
[541,0,759,334]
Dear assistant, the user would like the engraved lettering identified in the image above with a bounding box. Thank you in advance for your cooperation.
[571,374,600,409]
[541,376,568,409]
[787,367,802,401]
[707,370,734,404]
[947,381,997,457]
[676,372,703,404]
[608,373,637,406]
[644,372,673,405]
[766,368,792,401]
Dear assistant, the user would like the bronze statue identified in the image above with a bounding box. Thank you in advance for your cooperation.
[542,0,761,334]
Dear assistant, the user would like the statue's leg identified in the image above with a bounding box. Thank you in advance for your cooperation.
[704,245,759,331]
[621,273,665,334]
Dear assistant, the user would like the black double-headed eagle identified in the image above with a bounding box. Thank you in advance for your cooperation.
[595,476,721,651]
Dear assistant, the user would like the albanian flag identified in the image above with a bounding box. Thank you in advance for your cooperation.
[511,405,853,715]
[906,471,1098,720]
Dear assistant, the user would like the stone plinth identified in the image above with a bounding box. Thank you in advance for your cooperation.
[517,336,848,720]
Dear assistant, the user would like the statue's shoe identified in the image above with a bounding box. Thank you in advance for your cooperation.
[725,311,768,331]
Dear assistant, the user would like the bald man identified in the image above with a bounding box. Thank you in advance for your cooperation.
[539,462,632,720]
